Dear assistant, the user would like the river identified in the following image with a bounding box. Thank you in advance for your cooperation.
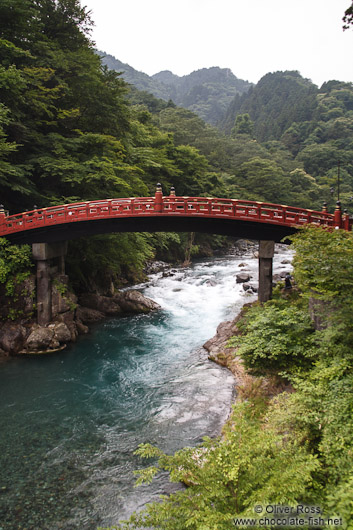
[0,244,292,529]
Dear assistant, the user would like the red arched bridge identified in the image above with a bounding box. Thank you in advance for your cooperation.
[0,188,350,245]
[1,187,351,325]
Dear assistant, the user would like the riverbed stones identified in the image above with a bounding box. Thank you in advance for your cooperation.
[51,275,78,317]
[77,290,161,321]
[144,260,169,274]
[75,319,89,335]
[76,306,105,323]
[113,290,161,313]
[50,322,72,343]
[78,293,123,315]
[55,311,78,341]
[203,320,239,360]
[242,282,258,293]
[0,323,27,353]
[26,326,55,351]
[235,272,252,283]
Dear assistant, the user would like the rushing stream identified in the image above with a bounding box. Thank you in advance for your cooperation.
[0,244,292,529]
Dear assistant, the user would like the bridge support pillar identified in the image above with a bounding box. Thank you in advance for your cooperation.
[32,242,68,325]
[258,240,275,303]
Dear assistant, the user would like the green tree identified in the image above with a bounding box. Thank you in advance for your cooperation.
[231,113,254,137]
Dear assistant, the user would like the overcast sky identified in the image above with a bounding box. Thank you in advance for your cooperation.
[82,0,353,87]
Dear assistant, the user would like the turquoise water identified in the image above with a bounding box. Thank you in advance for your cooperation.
[0,250,291,529]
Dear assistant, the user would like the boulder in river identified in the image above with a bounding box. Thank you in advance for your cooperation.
[49,322,72,343]
[236,272,252,283]
[144,260,169,275]
[76,306,105,324]
[243,282,258,293]
[78,293,122,316]
[78,290,160,317]
[113,290,161,313]
[26,326,55,351]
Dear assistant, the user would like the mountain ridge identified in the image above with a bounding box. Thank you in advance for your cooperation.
[98,51,252,125]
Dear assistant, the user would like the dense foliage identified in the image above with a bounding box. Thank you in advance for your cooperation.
[0,237,33,319]
[121,226,353,528]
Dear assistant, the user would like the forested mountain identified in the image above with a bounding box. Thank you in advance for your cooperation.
[151,67,252,125]
[96,52,171,100]
[221,71,353,208]
[99,51,252,125]
[221,71,318,140]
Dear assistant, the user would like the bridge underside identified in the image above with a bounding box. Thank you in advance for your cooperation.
[5,215,297,245]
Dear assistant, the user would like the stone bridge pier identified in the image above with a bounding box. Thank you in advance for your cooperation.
[258,240,275,303]
[32,242,67,325]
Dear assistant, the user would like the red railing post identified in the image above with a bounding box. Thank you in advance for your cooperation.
[334,201,342,229]
[0,205,5,232]
[154,183,163,213]
[343,209,350,231]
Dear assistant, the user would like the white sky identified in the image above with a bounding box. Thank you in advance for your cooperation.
[82,0,353,87]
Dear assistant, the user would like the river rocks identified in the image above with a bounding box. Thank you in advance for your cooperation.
[236,272,252,283]
[26,326,55,351]
[113,290,161,313]
[78,290,160,316]
[76,306,105,324]
[0,346,8,359]
[203,320,237,357]
[242,282,258,293]
[78,293,123,316]
[75,319,89,335]
[52,275,78,317]
[55,311,78,341]
[0,323,27,353]
[50,322,72,343]
[144,260,169,274]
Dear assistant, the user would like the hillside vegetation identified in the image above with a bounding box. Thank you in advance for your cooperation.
[222,71,353,208]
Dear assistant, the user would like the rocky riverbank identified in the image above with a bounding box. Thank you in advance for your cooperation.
[0,288,160,358]
[0,240,293,359]
[203,302,292,403]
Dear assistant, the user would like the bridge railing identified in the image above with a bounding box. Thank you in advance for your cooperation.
[0,196,339,237]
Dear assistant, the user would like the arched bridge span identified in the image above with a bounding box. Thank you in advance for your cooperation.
[0,194,347,245]
[0,190,350,326]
